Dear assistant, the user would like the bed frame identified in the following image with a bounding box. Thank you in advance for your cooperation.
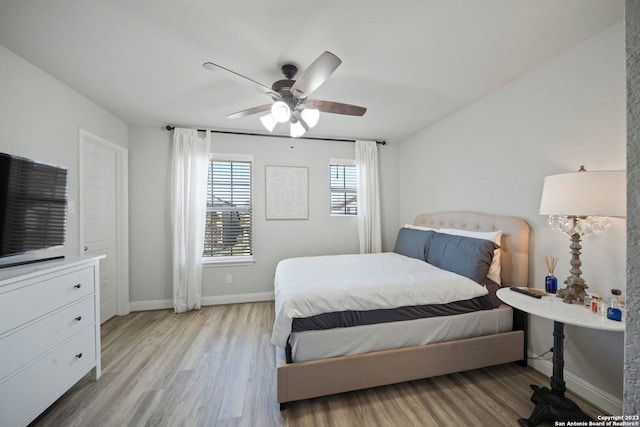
[276,211,530,406]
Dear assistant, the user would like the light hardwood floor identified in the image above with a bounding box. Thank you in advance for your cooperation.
[30,302,606,426]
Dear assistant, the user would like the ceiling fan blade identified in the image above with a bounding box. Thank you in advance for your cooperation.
[290,51,342,98]
[226,104,272,119]
[308,100,367,116]
[203,62,281,99]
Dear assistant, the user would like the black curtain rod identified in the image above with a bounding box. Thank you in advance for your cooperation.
[164,125,386,145]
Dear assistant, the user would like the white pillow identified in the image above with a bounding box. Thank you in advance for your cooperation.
[438,228,502,284]
[404,223,438,232]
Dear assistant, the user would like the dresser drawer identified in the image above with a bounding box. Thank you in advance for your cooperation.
[0,296,96,380]
[0,267,94,334]
[0,326,97,427]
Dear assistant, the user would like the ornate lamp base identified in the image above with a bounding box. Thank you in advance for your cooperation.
[556,281,588,305]
[557,230,588,304]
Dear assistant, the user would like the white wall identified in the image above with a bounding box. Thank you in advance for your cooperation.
[128,125,398,306]
[0,45,128,257]
[398,22,626,412]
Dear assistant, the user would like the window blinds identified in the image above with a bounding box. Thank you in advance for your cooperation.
[330,163,357,215]
[204,160,252,257]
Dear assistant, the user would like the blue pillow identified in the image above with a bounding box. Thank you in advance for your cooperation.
[393,228,435,261]
[426,232,498,283]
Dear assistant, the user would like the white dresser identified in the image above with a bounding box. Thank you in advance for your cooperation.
[0,256,103,427]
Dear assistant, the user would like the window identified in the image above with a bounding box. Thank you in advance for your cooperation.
[203,155,252,260]
[330,161,357,215]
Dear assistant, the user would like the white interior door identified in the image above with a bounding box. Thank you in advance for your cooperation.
[80,132,126,323]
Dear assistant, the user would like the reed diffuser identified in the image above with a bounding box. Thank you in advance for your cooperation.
[544,256,558,294]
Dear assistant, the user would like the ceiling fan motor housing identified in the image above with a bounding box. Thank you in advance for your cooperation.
[271,79,295,95]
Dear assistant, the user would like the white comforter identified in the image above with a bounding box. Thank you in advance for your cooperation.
[271,252,488,348]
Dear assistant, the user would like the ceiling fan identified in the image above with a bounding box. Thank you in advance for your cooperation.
[203,51,366,137]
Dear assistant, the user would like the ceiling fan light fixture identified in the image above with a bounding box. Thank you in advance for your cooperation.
[271,101,291,123]
[259,113,277,132]
[301,108,320,128]
[290,120,306,138]
[204,52,366,132]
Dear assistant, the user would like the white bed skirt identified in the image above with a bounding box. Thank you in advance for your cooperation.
[288,304,513,363]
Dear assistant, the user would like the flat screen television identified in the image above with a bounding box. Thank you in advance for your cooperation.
[0,152,68,268]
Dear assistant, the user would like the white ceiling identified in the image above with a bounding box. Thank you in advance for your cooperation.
[0,0,623,144]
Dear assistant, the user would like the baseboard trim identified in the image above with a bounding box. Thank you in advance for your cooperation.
[202,292,274,305]
[129,299,173,311]
[129,292,275,312]
[527,352,622,415]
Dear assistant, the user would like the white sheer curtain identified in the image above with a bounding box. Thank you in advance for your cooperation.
[355,140,382,253]
[170,128,211,313]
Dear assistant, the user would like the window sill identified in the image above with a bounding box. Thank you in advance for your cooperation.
[202,256,256,268]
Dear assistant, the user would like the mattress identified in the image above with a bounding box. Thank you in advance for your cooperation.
[272,252,489,348]
[288,304,513,363]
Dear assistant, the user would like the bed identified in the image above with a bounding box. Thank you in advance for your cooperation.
[274,211,530,406]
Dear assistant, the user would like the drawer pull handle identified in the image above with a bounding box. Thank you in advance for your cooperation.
[74,316,82,322]
[75,353,83,359]
[74,283,82,289]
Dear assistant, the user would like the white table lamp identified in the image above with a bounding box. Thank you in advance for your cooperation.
[539,166,625,304]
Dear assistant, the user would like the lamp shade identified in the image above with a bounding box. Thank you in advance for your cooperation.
[290,120,305,138]
[271,101,291,123]
[539,170,626,218]
[259,113,277,132]
[301,108,320,128]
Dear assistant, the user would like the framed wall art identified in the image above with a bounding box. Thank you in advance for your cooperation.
[265,166,309,220]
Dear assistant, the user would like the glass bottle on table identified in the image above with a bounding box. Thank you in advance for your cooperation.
[607,289,623,321]
[545,274,557,293]
[544,256,558,294]
[609,289,622,308]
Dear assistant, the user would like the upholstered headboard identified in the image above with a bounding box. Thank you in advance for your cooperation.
[414,212,530,287]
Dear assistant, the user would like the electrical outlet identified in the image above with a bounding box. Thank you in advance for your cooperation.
[225,274,232,284]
